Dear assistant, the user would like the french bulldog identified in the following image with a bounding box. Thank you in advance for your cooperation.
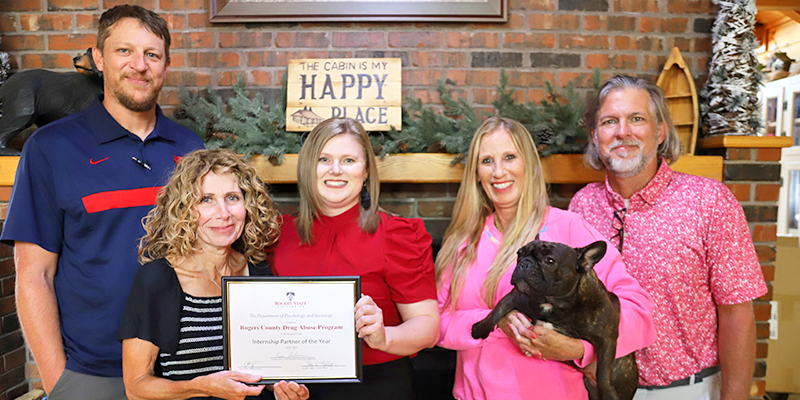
[471,239,638,400]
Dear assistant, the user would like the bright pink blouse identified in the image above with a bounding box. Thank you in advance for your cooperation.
[271,205,437,365]
[437,207,656,400]
[569,160,767,386]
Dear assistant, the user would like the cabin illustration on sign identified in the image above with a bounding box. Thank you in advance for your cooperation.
[291,107,324,127]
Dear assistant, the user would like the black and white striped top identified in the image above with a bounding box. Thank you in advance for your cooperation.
[156,294,225,380]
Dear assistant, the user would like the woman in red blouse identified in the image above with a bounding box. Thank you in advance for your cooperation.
[270,118,440,400]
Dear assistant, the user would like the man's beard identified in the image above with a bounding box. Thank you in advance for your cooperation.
[599,139,656,178]
[111,75,161,112]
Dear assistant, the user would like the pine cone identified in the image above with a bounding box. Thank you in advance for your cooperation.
[268,155,280,166]
[173,108,187,120]
[427,140,443,153]
[205,121,215,138]
[398,142,408,151]
[538,128,554,145]
[211,131,237,141]
[373,144,384,155]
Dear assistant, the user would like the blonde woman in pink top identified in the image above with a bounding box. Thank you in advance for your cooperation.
[435,117,657,400]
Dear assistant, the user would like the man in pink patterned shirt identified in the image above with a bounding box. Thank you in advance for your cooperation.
[569,76,767,400]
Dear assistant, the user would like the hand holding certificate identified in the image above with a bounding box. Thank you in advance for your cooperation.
[222,276,362,384]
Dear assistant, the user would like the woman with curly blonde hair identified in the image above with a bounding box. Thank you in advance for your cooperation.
[118,149,309,400]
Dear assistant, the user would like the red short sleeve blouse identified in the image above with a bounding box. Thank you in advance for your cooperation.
[270,205,437,365]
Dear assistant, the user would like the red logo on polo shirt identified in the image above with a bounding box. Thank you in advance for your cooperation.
[174,156,182,164]
[90,157,110,164]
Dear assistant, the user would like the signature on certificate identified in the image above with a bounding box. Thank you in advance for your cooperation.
[240,360,269,370]
[301,360,345,370]
[270,352,315,361]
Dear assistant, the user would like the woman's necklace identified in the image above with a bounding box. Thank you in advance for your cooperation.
[192,254,230,290]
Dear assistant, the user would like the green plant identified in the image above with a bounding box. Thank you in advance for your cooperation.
[375,69,600,163]
[173,75,300,164]
[493,69,601,157]
[373,80,482,164]
[172,70,600,164]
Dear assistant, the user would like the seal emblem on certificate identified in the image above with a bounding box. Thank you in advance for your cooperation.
[222,276,362,384]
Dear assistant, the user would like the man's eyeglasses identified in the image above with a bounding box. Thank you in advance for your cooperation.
[610,208,626,253]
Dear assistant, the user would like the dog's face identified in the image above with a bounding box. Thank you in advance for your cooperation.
[73,48,102,78]
[511,240,607,297]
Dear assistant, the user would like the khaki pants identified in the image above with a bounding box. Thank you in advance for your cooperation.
[633,372,721,400]
[47,369,127,400]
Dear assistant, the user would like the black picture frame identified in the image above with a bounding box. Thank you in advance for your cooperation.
[210,0,507,23]
[222,275,362,384]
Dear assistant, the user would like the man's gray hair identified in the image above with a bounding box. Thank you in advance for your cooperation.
[582,75,683,171]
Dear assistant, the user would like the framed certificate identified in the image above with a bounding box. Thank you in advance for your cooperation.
[222,276,362,384]
[210,0,507,23]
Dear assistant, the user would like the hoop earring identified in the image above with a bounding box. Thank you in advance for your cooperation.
[360,181,372,210]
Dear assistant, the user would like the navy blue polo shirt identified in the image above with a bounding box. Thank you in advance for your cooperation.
[1,97,204,377]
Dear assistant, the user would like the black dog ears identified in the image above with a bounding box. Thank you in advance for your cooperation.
[73,48,102,80]
[576,240,607,273]
[520,235,607,273]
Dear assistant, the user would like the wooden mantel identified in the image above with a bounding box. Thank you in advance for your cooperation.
[6,134,794,186]
[0,153,723,186]
[697,135,794,149]
[254,153,724,184]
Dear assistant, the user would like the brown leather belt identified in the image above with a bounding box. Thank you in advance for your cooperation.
[638,365,721,390]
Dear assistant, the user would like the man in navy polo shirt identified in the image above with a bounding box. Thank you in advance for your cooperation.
[1,5,203,399]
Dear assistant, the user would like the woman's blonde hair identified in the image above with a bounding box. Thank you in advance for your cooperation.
[138,148,281,264]
[435,117,549,308]
[295,118,380,244]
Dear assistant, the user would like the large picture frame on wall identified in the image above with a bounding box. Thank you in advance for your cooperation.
[210,0,507,22]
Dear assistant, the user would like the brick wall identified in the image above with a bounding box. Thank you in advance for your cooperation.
[0,189,27,400]
[0,0,716,115]
[271,182,465,239]
[697,145,783,399]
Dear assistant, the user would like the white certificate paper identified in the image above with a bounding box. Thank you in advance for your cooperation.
[222,276,362,384]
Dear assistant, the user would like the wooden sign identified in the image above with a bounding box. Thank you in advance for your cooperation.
[286,58,402,131]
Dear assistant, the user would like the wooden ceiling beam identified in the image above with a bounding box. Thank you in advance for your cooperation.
[780,10,800,24]
[758,0,800,11]
[764,15,793,31]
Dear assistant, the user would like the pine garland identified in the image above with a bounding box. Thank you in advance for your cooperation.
[172,71,597,164]
[173,75,302,164]
[373,79,481,164]
[375,69,598,162]
[699,0,764,136]
[494,70,600,157]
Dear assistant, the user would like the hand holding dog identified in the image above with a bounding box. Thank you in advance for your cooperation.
[500,312,584,362]
[499,311,535,354]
